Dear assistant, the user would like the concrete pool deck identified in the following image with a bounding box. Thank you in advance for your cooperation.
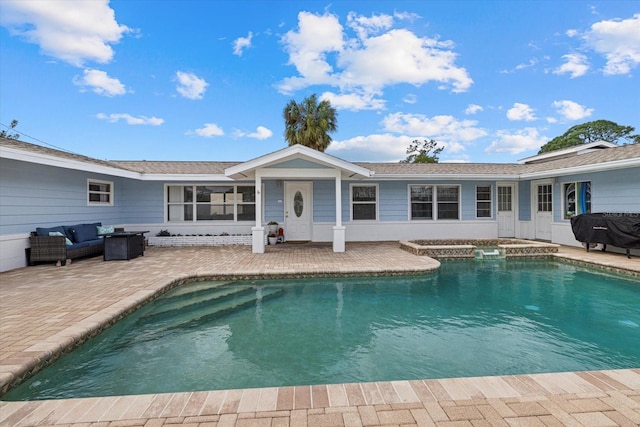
[0,242,639,426]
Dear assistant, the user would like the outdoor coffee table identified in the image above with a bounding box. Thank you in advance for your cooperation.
[103,231,149,261]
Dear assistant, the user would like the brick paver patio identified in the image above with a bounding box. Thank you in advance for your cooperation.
[1,242,639,426]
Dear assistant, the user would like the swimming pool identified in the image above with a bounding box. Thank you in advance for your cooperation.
[4,259,639,401]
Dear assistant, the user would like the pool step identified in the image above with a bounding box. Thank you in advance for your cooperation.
[164,280,233,298]
[152,287,286,331]
[142,285,255,321]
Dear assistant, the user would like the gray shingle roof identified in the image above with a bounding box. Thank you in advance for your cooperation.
[2,137,639,177]
[108,161,241,174]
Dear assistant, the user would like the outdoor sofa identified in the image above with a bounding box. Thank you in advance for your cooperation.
[29,222,112,266]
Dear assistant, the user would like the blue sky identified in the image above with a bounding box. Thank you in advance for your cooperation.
[1,1,638,164]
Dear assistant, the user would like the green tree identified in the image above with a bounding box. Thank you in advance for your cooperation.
[0,119,19,140]
[401,139,443,163]
[538,120,638,154]
[283,94,337,152]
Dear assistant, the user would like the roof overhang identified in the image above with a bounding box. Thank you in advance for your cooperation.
[225,144,373,180]
[0,144,141,179]
[372,173,522,181]
[518,141,618,164]
[520,157,640,179]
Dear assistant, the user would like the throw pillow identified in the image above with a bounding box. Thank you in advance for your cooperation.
[49,231,73,246]
[71,223,99,242]
[97,225,115,235]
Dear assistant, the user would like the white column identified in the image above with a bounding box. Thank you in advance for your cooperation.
[335,173,342,227]
[252,173,265,253]
[333,173,345,252]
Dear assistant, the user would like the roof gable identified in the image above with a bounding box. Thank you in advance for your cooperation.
[225,144,372,179]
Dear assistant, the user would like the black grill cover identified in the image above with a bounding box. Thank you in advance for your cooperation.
[570,213,640,249]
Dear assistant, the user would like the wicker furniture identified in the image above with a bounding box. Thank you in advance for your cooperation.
[28,223,107,266]
[29,234,104,266]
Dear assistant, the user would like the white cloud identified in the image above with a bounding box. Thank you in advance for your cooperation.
[73,69,126,96]
[328,134,417,161]
[506,103,537,121]
[402,94,417,104]
[583,13,640,75]
[276,11,472,100]
[346,11,394,40]
[234,126,273,140]
[233,32,253,56]
[320,91,386,111]
[192,123,224,137]
[175,71,208,100]
[500,58,538,74]
[485,128,548,154]
[552,100,594,121]
[96,113,163,126]
[553,53,589,78]
[338,28,473,93]
[0,0,130,66]
[381,112,487,148]
[465,104,483,115]
[327,111,487,161]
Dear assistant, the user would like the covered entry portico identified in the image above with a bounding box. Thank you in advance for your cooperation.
[225,145,372,253]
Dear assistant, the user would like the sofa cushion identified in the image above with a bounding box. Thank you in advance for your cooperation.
[69,223,102,243]
[67,238,103,250]
[36,226,66,238]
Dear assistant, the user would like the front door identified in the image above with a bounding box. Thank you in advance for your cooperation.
[497,184,515,237]
[284,182,312,241]
[535,182,553,241]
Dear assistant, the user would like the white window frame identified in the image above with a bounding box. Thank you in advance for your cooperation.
[165,184,256,223]
[563,181,591,220]
[537,184,553,212]
[408,184,434,220]
[87,179,113,206]
[350,184,378,221]
[475,185,492,219]
[436,185,461,220]
[407,184,461,221]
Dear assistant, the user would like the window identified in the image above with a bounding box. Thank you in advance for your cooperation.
[87,179,113,206]
[498,186,512,212]
[476,185,492,218]
[563,181,591,219]
[167,185,255,222]
[537,184,552,212]
[351,185,377,220]
[409,185,460,220]
[437,186,459,220]
[410,185,433,220]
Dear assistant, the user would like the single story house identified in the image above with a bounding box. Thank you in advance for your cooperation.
[1,137,639,271]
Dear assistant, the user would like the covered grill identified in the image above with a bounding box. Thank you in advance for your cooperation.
[570,213,640,258]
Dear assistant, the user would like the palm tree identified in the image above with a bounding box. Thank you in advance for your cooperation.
[283,94,337,152]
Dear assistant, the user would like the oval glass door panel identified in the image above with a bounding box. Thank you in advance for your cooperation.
[294,191,304,217]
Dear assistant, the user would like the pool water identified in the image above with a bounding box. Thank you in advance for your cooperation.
[4,259,640,401]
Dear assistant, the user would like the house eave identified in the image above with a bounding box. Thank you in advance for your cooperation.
[371,173,522,181]
[520,157,640,179]
[1,145,141,179]
[138,174,233,182]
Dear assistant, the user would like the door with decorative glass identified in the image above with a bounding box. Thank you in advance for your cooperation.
[284,182,312,241]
